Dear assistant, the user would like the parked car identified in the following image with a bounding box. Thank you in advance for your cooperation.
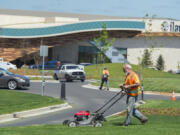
[79,63,93,66]
[0,68,30,90]
[53,64,86,82]
[0,62,17,70]
[29,60,58,69]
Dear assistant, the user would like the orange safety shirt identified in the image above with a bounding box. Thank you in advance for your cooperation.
[125,72,141,96]
[102,70,109,75]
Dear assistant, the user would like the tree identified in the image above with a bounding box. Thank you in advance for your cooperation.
[21,39,29,66]
[20,39,30,74]
[156,54,165,71]
[138,14,157,100]
[94,23,115,65]
[141,49,153,67]
[33,52,41,69]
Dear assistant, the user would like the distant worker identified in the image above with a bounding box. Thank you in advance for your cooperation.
[120,64,148,126]
[57,61,61,69]
[99,67,109,90]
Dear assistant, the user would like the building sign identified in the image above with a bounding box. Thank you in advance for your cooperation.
[162,21,180,32]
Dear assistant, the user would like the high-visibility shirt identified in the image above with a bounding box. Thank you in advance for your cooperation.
[102,70,109,79]
[102,70,109,75]
[125,72,141,96]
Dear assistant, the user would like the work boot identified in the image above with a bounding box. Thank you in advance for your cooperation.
[122,123,129,127]
[107,88,109,91]
[122,121,129,127]
[99,87,102,90]
[141,118,148,125]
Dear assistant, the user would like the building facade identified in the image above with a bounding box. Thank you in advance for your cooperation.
[0,9,180,71]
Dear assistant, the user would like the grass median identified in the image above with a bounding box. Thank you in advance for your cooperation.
[0,100,179,135]
[0,90,64,115]
[85,63,180,93]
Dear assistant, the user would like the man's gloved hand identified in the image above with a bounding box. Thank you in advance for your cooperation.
[124,85,130,89]
[119,84,124,89]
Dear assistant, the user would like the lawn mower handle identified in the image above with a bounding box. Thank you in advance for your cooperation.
[94,88,126,113]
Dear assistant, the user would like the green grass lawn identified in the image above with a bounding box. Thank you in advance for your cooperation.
[0,90,64,115]
[0,100,179,135]
[85,63,180,93]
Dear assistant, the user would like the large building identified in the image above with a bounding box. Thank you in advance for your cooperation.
[0,9,180,71]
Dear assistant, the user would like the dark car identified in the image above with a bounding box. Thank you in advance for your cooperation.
[0,68,30,90]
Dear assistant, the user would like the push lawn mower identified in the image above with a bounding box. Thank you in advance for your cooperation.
[63,88,127,127]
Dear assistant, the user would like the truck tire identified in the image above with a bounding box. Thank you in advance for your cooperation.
[81,79,85,82]
[65,74,71,82]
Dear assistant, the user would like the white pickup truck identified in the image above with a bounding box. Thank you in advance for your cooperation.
[52,64,85,82]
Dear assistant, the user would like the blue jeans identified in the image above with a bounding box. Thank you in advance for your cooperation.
[124,96,147,125]
[100,78,109,89]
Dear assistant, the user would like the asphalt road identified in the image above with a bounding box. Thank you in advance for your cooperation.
[0,81,173,127]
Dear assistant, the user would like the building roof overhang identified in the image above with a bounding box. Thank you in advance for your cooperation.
[0,20,145,39]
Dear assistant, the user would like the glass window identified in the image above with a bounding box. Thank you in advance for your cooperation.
[78,46,111,64]
[112,51,119,56]
[114,48,127,58]
[78,46,98,64]
[66,66,80,70]
[61,66,65,70]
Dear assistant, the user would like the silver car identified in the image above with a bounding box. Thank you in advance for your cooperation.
[0,68,30,90]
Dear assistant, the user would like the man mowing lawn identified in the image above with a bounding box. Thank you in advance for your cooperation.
[120,64,148,126]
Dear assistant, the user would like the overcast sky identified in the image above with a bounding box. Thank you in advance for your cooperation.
[0,0,180,20]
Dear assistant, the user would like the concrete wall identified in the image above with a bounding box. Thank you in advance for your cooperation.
[113,37,180,71]
[51,41,92,64]
[52,44,78,63]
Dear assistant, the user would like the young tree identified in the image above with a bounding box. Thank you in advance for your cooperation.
[156,54,165,71]
[138,14,157,100]
[33,52,41,69]
[21,39,29,66]
[94,23,115,65]
[141,49,153,67]
[21,39,30,74]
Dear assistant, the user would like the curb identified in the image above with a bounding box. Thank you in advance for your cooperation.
[30,79,98,83]
[82,84,180,97]
[30,80,59,83]
[0,103,72,124]
[27,75,53,79]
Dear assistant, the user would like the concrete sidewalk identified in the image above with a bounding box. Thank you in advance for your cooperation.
[0,103,72,124]
[82,84,180,97]
[27,75,53,78]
